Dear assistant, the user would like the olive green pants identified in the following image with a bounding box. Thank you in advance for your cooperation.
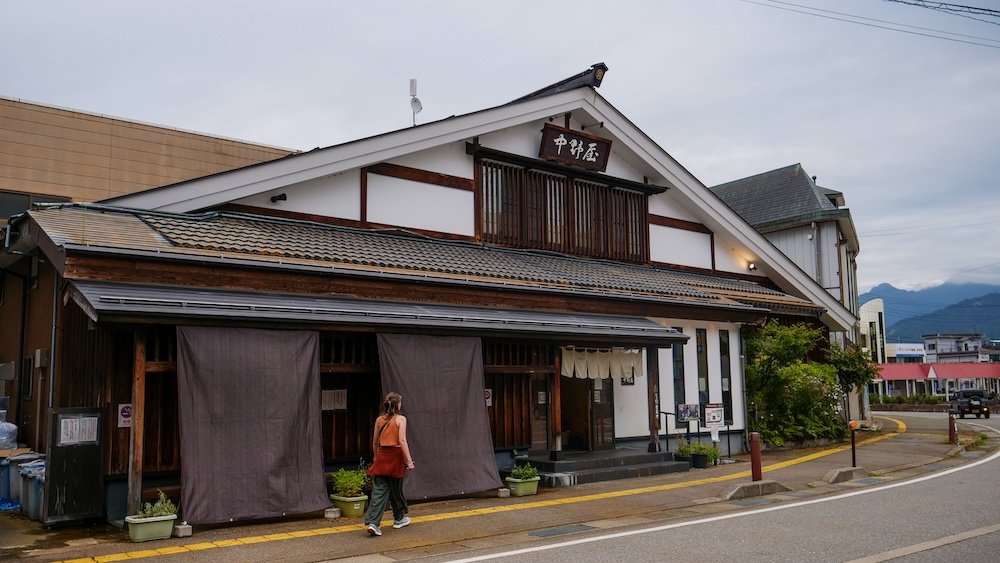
[364,475,408,526]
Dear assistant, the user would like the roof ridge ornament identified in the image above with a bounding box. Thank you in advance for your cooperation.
[509,63,608,104]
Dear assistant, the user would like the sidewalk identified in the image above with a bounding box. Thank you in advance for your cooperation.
[2,414,991,563]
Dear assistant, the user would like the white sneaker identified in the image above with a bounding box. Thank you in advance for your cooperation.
[392,516,411,529]
[367,523,382,536]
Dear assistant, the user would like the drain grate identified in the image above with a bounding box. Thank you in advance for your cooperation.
[530,524,597,538]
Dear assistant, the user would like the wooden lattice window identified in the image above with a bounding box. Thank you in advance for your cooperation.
[480,159,648,261]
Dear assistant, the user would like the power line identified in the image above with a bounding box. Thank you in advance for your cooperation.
[860,219,1000,237]
[738,0,1000,48]
[883,1,1000,27]
[766,0,1000,40]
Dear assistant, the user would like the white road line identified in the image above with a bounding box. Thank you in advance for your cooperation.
[444,442,1000,562]
[844,522,1000,563]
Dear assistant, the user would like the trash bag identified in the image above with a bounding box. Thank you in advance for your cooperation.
[0,421,17,450]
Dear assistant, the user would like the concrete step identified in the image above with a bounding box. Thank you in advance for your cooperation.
[540,460,690,488]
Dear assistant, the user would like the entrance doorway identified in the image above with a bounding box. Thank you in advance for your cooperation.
[559,376,614,451]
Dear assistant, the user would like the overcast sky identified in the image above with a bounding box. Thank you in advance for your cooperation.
[4,0,999,293]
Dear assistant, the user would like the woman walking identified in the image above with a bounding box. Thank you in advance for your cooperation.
[364,392,415,536]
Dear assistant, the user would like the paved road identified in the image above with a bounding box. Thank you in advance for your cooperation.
[406,416,1000,563]
[3,412,992,563]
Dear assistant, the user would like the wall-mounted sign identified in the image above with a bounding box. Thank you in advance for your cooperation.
[322,389,347,411]
[703,403,725,428]
[893,343,925,357]
[485,388,493,407]
[59,413,100,445]
[538,123,611,172]
[676,403,700,424]
[118,403,132,428]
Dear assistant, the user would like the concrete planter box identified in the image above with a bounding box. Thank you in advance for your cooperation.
[125,514,177,542]
[505,476,540,496]
[330,494,368,518]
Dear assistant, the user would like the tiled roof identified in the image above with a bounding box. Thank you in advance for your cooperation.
[27,204,820,314]
[709,164,840,228]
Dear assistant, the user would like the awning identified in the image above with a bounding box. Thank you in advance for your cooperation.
[67,281,687,345]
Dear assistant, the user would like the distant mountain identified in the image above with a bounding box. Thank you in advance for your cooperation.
[886,293,1000,343]
[860,282,1000,328]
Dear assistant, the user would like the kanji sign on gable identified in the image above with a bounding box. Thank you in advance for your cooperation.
[538,123,611,172]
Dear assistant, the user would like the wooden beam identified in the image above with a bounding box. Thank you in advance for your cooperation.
[127,331,146,516]
[550,352,563,460]
[646,345,661,452]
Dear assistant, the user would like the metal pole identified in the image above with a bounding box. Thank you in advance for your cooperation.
[726,421,731,458]
[851,428,857,468]
[749,431,762,482]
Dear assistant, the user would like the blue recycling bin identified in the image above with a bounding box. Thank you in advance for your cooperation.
[0,459,9,499]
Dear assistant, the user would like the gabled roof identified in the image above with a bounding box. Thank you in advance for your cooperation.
[710,163,840,227]
[928,363,1000,380]
[877,363,1000,381]
[89,70,858,332]
[709,163,859,254]
[20,204,820,318]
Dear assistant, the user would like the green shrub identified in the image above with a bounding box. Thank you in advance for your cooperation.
[331,468,367,497]
[678,441,719,464]
[135,489,177,518]
[744,322,847,446]
[510,462,538,480]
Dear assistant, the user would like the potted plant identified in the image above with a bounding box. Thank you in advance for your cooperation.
[679,442,719,469]
[330,467,369,517]
[505,463,540,496]
[124,489,178,542]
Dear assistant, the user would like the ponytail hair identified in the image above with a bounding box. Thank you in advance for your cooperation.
[383,392,402,418]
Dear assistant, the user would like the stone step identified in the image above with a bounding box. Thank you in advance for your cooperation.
[540,460,690,488]
[528,451,678,473]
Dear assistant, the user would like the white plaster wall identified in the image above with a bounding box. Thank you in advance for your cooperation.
[479,123,541,158]
[388,142,474,179]
[613,349,651,438]
[648,192,699,221]
[713,234,758,275]
[367,175,475,236]
[480,120,646,184]
[649,224,712,268]
[232,170,360,220]
[642,320,745,435]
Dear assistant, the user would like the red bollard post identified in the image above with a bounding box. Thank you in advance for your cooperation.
[750,432,762,482]
[948,414,958,445]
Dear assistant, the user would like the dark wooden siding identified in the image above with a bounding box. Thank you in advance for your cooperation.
[483,342,554,450]
[320,334,380,464]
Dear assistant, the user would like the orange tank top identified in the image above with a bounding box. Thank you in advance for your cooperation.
[377,415,401,447]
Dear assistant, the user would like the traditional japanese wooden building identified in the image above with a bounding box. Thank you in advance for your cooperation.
[0,64,856,526]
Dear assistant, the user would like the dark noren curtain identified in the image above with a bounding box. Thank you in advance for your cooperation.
[176,327,328,524]
[376,334,502,499]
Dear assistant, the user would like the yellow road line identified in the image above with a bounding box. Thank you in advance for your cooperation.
[58,416,906,562]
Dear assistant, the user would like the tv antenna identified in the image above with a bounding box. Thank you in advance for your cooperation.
[409,79,422,126]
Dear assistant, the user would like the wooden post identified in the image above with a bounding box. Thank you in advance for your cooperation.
[550,351,563,461]
[127,331,146,516]
[646,346,661,452]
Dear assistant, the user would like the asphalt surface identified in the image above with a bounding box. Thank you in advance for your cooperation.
[0,412,993,563]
